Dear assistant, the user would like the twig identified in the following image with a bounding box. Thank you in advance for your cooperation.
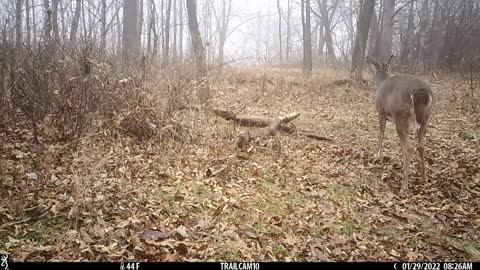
[0,217,32,230]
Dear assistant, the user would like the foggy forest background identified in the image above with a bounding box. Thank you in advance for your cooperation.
[0,0,479,263]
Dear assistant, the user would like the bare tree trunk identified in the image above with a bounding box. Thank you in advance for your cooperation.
[160,0,164,59]
[348,0,355,53]
[373,0,383,58]
[52,0,59,42]
[318,23,324,58]
[162,0,172,68]
[87,0,93,39]
[31,0,37,46]
[351,0,375,82]
[316,0,339,64]
[418,0,429,72]
[430,0,441,69]
[115,0,122,54]
[277,0,282,64]
[286,0,291,62]
[186,0,206,75]
[15,0,23,48]
[179,0,184,63]
[302,0,312,77]
[215,0,232,66]
[101,0,107,53]
[147,0,153,55]
[368,8,378,56]
[172,0,177,61]
[26,0,31,47]
[81,0,87,40]
[137,0,143,51]
[379,0,394,62]
[152,0,159,58]
[44,1,50,13]
[70,0,81,44]
[400,0,414,66]
[44,0,52,45]
[122,0,138,61]
[59,0,66,43]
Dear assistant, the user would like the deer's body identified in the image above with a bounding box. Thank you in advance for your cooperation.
[375,75,432,126]
[368,56,433,193]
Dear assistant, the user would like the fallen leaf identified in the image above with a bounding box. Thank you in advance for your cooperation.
[25,172,38,181]
[175,225,189,239]
[195,218,210,229]
[139,229,170,241]
[175,243,188,256]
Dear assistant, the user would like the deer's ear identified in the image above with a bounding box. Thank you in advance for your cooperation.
[366,56,381,72]
[387,55,395,66]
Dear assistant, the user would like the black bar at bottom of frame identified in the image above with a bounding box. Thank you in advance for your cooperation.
[6,261,479,270]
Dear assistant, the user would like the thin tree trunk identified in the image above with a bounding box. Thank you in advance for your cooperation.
[373,1,383,58]
[316,0,337,64]
[162,0,172,69]
[52,0,60,42]
[15,0,23,48]
[172,0,177,61]
[277,0,282,64]
[286,0,291,62]
[147,0,153,55]
[160,0,164,59]
[351,0,375,82]
[44,0,52,45]
[216,0,231,66]
[400,0,414,66]
[70,0,81,44]
[101,0,107,53]
[152,0,158,58]
[179,0,184,63]
[122,0,138,61]
[31,0,37,46]
[138,0,143,51]
[430,0,442,69]
[26,0,31,47]
[186,0,206,75]
[318,23,324,57]
[59,0,67,43]
[368,8,378,57]
[418,0,429,72]
[348,0,355,54]
[302,0,312,77]
[379,0,394,62]
[116,0,122,54]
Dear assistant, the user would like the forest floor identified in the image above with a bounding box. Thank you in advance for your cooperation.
[1,67,479,262]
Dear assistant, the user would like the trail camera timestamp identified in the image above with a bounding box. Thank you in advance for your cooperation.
[398,262,473,270]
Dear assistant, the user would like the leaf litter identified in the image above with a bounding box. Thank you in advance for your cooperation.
[0,69,479,262]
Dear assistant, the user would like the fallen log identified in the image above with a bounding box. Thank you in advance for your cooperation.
[235,112,300,148]
[213,109,295,133]
[213,109,332,148]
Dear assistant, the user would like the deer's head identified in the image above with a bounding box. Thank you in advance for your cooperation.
[367,55,393,88]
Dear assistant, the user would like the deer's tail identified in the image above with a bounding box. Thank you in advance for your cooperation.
[411,88,433,128]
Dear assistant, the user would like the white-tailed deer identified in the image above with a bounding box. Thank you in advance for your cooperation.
[367,55,434,193]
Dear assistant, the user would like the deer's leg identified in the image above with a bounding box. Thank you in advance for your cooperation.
[377,114,387,158]
[395,118,410,193]
[417,123,427,182]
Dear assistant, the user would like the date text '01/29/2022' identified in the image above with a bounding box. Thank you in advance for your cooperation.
[398,262,473,270]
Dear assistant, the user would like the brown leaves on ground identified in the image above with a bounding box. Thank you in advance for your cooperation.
[0,68,479,262]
